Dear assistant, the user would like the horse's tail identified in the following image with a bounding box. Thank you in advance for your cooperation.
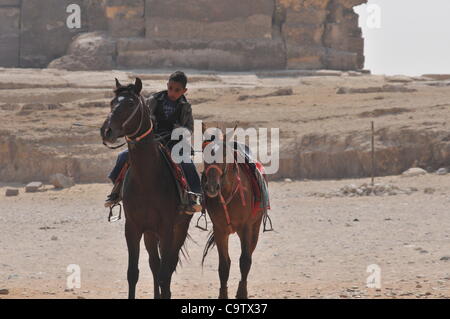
[177,232,195,270]
[201,230,216,268]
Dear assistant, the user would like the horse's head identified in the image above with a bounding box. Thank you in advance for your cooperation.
[202,124,235,198]
[101,78,146,144]
[202,141,225,198]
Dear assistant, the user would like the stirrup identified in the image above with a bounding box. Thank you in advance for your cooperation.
[195,209,208,231]
[108,203,122,223]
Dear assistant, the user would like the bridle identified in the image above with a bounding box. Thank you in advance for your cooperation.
[103,93,154,149]
[104,92,154,222]
[203,142,246,232]
[123,94,153,144]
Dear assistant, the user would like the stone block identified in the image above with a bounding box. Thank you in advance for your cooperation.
[145,0,274,40]
[0,7,20,67]
[20,0,87,67]
[105,0,145,37]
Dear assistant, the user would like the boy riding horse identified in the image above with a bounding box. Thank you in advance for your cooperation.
[105,71,203,214]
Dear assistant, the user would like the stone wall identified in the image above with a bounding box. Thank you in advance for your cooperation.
[0,0,368,70]
[105,0,144,38]
[20,0,87,67]
[116,38,286,71]
[145,0,274,40]
[0,0,107,68]
[278,0,366,70]
[0,0,21,67]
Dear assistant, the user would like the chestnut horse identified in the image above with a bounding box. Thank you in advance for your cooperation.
[201,128,266,299]
[100,78,192,299]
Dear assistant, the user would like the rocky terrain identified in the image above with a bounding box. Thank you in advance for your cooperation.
[1,68,450,184]
[1,68,450,299]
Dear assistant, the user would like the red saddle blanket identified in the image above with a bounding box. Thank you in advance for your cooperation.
[115,144,189,204]
[158,143,189,193]
[239,161,271,216]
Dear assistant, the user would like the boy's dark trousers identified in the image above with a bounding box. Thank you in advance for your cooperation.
[108,149,202,194]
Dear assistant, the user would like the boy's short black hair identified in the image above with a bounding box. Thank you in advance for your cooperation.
[169,71,188,88]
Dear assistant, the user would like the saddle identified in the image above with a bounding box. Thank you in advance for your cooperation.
[157,142,192,210]
[114,143,191,211]
[230,144,270,214]
[239,160,271,216]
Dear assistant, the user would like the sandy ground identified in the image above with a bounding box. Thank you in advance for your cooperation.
[1,173,450,299]
[1,69,450,299]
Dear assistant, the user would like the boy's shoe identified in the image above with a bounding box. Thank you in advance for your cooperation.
[184,192,203,215]
[104,181,122,208]
[104,192,120,208]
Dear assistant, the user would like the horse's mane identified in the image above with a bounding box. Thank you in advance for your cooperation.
[114,84,138,96]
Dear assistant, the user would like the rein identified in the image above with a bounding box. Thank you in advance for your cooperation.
[103,94,154,149]
[104,94,153,223]
[124,95,155,144]
[204,149,247,233]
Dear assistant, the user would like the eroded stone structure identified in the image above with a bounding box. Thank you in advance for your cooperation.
[0,0,367,70]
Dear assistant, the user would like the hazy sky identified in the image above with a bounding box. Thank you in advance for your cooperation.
[354,0,450,76]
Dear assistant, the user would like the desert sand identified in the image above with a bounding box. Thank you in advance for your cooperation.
[1,173,450,299]
[1,68,450,299]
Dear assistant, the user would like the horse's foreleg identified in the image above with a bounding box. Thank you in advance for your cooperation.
[144,231,161,299]
[215,230,231,299]
[158,245,173,299]
[158,229,180,299]
[158,220,191,299]
[125,221,142,299]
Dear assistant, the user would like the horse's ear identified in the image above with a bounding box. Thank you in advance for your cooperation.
[202,122,207,134]
[228,122,238,141]
[233,121,239,132]
[135,78,142,95]
[115,78,121,89]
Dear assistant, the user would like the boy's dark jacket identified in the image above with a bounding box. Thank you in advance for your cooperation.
[146,90,194,134]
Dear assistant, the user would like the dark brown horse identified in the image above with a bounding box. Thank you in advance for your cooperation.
[201,127,266,299]
[100,78,192,299]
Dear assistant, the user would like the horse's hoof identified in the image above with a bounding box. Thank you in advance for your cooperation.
[219,287,228,299]
[236,281,248,299]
